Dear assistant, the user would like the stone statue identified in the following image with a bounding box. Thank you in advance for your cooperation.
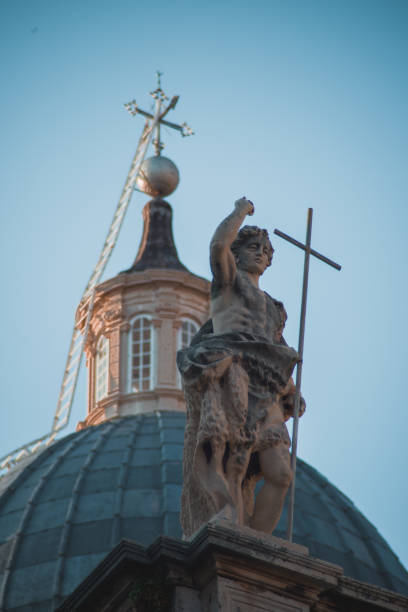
[177,198,305,538]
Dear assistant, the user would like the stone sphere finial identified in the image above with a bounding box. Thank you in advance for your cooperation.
[136,155,180,197]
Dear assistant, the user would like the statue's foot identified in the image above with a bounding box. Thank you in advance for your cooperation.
[212,503,238,524]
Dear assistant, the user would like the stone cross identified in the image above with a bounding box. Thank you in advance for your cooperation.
[274,208,341,541]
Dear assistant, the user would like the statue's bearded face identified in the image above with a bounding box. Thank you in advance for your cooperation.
[237,237,272,275]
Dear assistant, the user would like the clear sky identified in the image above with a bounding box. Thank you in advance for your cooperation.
[1,0,407,569]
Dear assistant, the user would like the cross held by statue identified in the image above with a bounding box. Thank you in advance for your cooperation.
[274,208,341,541]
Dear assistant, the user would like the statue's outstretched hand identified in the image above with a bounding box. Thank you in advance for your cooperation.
[235,197,254,216]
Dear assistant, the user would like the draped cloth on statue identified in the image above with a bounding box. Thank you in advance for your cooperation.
[177,321,301,538]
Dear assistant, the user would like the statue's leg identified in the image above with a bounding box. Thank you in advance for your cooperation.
[222,362,250,526]
[193,378,236,520]
[250,441,292,533]
[183,358,250,527]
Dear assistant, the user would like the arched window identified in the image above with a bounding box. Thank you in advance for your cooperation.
[179,319,198,350]
[95,335,109,402]
[130,316,154,392]
[177,318,199,387]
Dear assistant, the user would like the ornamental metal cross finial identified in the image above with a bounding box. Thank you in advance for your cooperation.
[274,209,341,542]
[124,71,194,156]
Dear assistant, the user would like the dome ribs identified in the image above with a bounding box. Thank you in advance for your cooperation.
[110,416,145,548]
[0,432,82,511]
[157,412,184,538]
[296,463,362,580]
[344,508,400,593]
[0,417,407,610]
[0,429,93,611]
[51,423,115,609]
[157,412,168,538]
[298,460,398,591]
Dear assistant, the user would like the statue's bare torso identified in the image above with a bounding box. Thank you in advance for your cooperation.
[211,270,285,343]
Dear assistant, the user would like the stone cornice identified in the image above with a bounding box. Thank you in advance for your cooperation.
[95,268,210,299]
[120,388,185,403]
[336,575,407,610]
[78,388,186,429]
[57,519,408,612]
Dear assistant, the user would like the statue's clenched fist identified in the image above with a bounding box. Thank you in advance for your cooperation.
[235,197,254,216]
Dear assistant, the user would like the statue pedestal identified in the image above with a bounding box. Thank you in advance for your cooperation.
[58,519,408,611]
[178,518,333,612]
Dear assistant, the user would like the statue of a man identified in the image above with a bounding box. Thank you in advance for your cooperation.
[178,198,304,538]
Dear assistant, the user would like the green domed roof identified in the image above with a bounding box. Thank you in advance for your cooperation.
[0,413,406,611]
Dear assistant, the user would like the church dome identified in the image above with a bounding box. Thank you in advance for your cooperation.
[0,413,407,611]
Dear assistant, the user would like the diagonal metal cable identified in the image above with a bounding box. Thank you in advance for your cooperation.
[0,102,162,475]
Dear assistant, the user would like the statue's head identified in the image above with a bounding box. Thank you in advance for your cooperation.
[231,225,274,275]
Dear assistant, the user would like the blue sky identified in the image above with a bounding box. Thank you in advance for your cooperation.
[1,0,407,569]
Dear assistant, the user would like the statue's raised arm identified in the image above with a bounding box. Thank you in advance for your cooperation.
[210,197,254,288]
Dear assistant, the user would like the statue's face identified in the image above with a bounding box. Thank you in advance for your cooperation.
[237,238,272,275]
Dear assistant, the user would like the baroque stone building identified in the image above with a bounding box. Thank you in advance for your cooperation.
[0,186,408,610]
